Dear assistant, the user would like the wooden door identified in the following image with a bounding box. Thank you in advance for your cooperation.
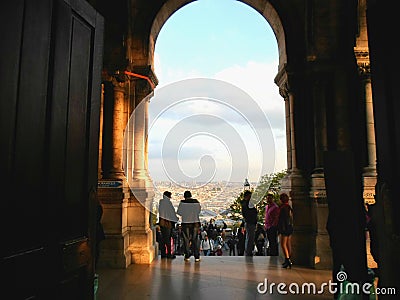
[0,0,103,298]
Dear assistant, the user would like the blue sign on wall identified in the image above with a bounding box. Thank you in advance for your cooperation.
[98,181,122,188]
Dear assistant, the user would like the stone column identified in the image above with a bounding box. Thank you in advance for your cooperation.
[122,80,133,183]
[359,64,377,205]
[288,93,299,174]
[98,83,104,180]
[284,97,292,171]
[310,77,331,269]
[109,81,126,179]
[126,68,158,264]
[98,75,131,268]
[124,104,134,183]
[144,98,149,170]
[132,96,146,181]
[324,61,368,283]
[275,66,312,267]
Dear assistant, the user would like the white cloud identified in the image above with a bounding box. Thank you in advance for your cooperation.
[214,60,282,113]
[148,60,287,182]
[213,60,287,172]
[154,52,204,88]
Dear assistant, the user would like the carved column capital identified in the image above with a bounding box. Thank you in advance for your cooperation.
[102,69,129,85]
[355,48,371,81]
[128,65,159,93]
[275,64,298,99]
[279,83,289,99]
[357,62,371,81]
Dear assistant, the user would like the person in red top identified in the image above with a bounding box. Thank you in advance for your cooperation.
[264,192,280,256]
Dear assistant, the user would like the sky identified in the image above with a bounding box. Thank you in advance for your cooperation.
[146,0,286,185]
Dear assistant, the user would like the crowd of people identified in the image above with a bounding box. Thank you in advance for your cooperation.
[156,189,294,268]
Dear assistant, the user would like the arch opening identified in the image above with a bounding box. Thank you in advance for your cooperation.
[144,0,287,224]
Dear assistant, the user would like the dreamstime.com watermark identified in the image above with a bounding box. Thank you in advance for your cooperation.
[257,271,397,296]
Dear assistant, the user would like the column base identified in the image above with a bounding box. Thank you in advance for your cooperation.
[280,169,308,194]
[98,232,131,268]
[310,173,332,270]
[128,227,156,264]
[97,180,131,268]
[131,169,152,183]
[128,172,155,213]
[126,187,156,264]
[362,170,377,205]
[102,168,126,180]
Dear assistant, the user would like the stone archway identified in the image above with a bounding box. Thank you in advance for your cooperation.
[148,0,287,68]
[96,1,376,280]
[97,0,294,268]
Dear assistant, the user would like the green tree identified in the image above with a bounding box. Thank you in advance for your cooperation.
[228,170,288,223]
[253,170,287,222]
[228,190,249,222]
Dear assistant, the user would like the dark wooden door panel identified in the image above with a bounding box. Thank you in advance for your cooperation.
[1,0,104,299]
[0,0,24,180]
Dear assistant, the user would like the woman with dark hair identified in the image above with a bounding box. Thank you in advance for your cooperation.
[277,193,294,268]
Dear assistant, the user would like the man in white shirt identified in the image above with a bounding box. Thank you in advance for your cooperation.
[177,191,201,262]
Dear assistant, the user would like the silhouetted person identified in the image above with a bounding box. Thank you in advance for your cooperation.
[227,235,238,256]
[95,199,105,270]
[255,223,266,256]
[177,191,202,262]
[158,191,179,259]
[277,193,293,268]
[241,190,258,256]
[264,192,279,256]
[155,225,162,255]
[237,222,246,256]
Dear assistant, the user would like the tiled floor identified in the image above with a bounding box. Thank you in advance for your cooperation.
[96,237,378,300]
[96,255,334,300]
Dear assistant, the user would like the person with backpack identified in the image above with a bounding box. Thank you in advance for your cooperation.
[200,234,213,256]
[177,190,202,262]
[277,192,294,268]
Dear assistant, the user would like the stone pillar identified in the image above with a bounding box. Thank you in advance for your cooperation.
[275,66,313,267]
[359,64,377,205]
[98,84,104,180]
[284,98,292,170]
[144,99,149,170]
[126,68,158,264]
[310,78,331,269]
[98,75,131,268]
[109,81,126,179]
[324,61,368,283]
[354,0,376,205]
[97,182,131,268]
[124,103,134,183]
[122,79,133,183]
[99,68,158,266]
[288,93,300,174]
[132,95,146,181]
